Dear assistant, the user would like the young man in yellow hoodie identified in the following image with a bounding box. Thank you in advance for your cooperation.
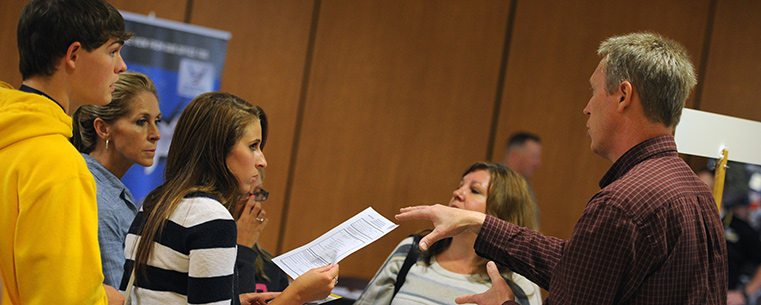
[0,0,132,304]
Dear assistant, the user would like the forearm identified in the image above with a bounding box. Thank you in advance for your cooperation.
[744,266,761,296]
[464,211,487,235]
[236,245,258,293]
[267,287,306,305]
[475,215,563,289]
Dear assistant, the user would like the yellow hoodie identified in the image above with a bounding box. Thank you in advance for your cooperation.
[0,81,107,304]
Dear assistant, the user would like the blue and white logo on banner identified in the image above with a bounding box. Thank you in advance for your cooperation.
[119,11,231,204]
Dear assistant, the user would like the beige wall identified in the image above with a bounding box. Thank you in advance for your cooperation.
[2,0,760,280]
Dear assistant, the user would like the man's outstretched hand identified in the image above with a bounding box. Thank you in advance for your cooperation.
[395,204,486,251]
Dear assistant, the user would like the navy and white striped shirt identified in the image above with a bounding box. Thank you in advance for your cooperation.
[120,194,239,304]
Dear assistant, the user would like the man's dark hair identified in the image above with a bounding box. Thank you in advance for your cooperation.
[17,0,133,80]
[506,132,541,151]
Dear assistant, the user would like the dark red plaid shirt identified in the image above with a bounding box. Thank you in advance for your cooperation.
[479,136,727,304]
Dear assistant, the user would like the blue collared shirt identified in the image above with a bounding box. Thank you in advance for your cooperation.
[82,154,138,287]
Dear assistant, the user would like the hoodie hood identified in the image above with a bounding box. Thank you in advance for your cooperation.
[0,81,73,150]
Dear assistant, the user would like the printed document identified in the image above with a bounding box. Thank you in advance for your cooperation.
[273,207,398,279]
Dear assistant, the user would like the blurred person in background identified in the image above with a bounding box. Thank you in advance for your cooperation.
[722,192,761,305]
[502,132,542,229]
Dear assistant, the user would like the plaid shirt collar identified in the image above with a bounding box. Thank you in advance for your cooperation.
[599,135,678,189]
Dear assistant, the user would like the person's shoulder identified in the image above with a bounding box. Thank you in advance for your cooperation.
[38,136,86,163]
[170,196,234,227]
[604,154,700,203]
[388,235,418,258]
[19,136,89,177]
[0,91,73,149]
[396,235,417,248]
[631,152,693,179]
[84,155,125,195]
[594,161,715,232]
[4,135,95,205]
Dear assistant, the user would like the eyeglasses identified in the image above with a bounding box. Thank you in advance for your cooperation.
[252,189,269,202]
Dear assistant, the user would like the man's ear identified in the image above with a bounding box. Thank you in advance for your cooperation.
[93,117,110,140]
[64,41,82,69]
[617,81,633,111]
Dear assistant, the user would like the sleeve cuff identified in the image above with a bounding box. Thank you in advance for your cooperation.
[237,245,258,262]
[474,215,516,259]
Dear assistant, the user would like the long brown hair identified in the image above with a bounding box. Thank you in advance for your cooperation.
[133,92,268,277]
[421,161,537,275]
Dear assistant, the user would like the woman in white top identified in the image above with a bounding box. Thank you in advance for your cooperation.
[355,161,542,305]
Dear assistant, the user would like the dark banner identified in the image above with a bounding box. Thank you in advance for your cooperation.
[119,11,231,203]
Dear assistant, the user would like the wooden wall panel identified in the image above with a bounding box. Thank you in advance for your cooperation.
[0,1,186,88]
[111,0,188,22]
[0,0,26,87]
[188,0,316,253]
[4,0,759,284]
[700,0,761,122]
[492,0,711,240]
[282,0,512,278]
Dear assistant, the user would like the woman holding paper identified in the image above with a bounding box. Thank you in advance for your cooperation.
[120,92,338,305]
[355,161,542,305]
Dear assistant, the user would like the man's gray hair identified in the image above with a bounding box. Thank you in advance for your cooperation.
[598,32,697,127]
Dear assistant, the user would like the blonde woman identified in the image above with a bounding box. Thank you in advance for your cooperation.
[356,162,542,305]
[72,72,161,288]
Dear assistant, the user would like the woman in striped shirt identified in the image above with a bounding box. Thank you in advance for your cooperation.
[120,92,338,304]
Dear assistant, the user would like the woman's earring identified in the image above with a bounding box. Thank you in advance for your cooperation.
[105,139,109,152]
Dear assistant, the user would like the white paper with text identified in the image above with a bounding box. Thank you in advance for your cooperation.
[273,207,398,279]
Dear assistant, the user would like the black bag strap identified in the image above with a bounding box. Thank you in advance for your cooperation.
[392,234,422,299]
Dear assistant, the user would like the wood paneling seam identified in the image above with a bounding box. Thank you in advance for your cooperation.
[277,0,322,254]
[486,0,519,161]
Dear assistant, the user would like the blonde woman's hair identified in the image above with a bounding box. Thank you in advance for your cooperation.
[421,161,537,275]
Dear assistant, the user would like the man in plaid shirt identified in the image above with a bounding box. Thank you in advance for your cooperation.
[396,32,727,305]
